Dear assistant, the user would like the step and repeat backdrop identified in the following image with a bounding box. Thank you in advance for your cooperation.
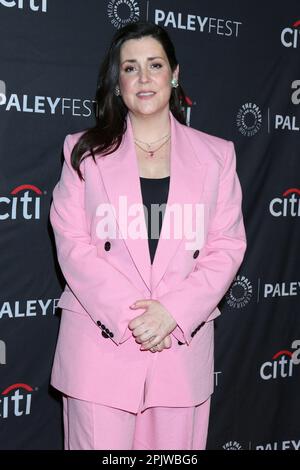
[0,0,299,450]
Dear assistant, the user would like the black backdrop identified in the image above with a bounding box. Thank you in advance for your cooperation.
[0,0,299,451]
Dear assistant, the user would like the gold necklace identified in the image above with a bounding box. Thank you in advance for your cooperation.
[134,136,170,158]
[134,132,170,147]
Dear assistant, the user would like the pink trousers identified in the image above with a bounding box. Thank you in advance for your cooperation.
[62,394,211,450]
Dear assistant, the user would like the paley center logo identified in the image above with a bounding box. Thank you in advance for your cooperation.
[260,346,297,380]
[154,9,242,38]
[223,438,300,450]
[222,440,243,450]
[226,274,253,309]
[0,298,59,319]
[107,0,140,29]
[227,275,300,306]
[0,383,35,419]
[0,184,43,220]
[0,0,47,12]
[0,80,95,117]
[236,103,262,137]
[269,188,300,217]
[256,438,300,450]
[264,280,300,299]
[281,19,300,48]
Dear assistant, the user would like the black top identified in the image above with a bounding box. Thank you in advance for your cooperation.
[139,176,170,264]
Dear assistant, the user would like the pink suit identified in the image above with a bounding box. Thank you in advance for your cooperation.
[50,112,247,449]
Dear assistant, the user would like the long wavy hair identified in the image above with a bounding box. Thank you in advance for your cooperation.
[72,21,189,180]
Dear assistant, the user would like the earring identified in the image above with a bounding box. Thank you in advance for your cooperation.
[114,85,120,96]
[171,78,179,88]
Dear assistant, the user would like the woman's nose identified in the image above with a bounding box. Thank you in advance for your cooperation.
[138,67,150,83]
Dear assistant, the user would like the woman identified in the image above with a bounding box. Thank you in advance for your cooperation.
[50,21,247,450]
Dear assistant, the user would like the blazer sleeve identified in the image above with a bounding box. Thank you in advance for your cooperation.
[50,134,145,346]
[157,140,247,345]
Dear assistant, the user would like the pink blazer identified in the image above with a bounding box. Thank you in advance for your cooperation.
[50,111,247,413]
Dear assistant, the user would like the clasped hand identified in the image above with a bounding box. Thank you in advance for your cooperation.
[128,299,177,352]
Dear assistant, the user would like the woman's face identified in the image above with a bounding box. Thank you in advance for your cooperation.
[118,36,179,118]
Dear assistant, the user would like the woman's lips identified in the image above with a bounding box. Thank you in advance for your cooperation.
[136,92,156,100]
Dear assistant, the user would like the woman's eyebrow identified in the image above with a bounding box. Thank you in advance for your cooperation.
[121,56,165,65]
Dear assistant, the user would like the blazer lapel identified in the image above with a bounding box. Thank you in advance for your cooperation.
[96,114,151,293]
[96,112,208,294]
[151,113,208,292]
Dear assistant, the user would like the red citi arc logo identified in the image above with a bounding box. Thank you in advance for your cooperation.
[0,383,34,418]
[0,184,43,220]
[269,188,300,217]
[281,20,300,48]
[260,350,295,380]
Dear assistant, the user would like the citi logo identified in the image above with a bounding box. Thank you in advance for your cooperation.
[0,383,34,418]
[0,184,43,220]
[0,0,47,12]
[260,349,295,380]
[269,188,300,217]
[281,20,300,48]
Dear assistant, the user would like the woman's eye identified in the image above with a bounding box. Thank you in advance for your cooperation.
[123,63,162,73]
[124,66,136,73]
